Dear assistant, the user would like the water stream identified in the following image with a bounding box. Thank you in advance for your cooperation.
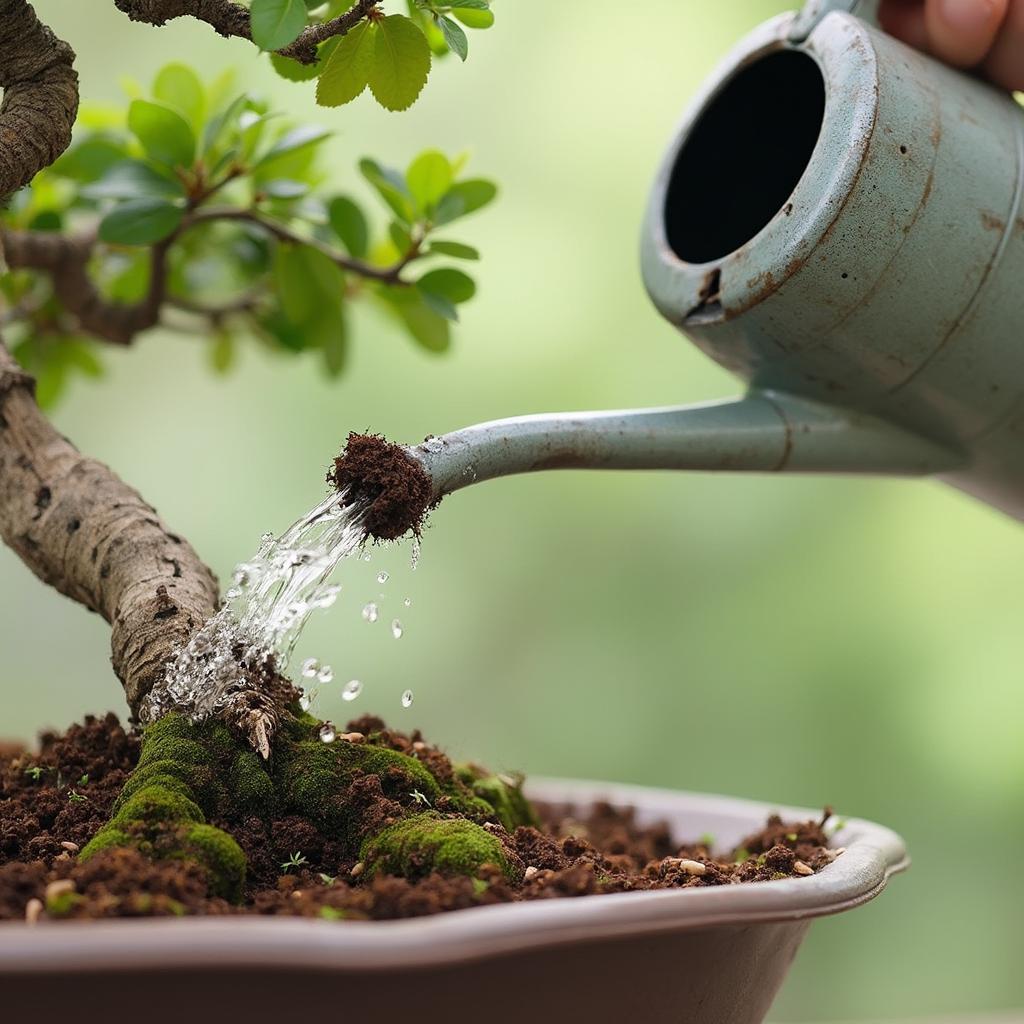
[141,489,380,728]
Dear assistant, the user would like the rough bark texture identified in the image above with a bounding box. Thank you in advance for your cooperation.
[1,227,167,346]
[0,339,219,716]
[114,0,380,63]
[0,0,78,198]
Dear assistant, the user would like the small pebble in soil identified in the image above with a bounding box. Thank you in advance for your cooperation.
[319,723,337,744]
[342,679,363,702]
[391,619,403,639]
[362,602,379,623]
[793,860,814,876]
[24,898,42,925]
[301,658,320,679]
[401,689,414,709]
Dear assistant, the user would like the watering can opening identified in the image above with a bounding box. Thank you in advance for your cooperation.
[663,49,826,266]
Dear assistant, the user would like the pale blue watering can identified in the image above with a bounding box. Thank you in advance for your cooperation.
[409,0,1024,519]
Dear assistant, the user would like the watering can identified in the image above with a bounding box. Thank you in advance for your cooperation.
[408,0,1024,519]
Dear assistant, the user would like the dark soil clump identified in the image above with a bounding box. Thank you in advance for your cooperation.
[330,432,433,540]
[1,715,841,922]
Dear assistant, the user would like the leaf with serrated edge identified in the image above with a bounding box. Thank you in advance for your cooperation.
[368,15,431,112]
[316,20,375,107]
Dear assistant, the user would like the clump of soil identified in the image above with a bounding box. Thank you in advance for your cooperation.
[329,432,433,540]
[0,715,841,922]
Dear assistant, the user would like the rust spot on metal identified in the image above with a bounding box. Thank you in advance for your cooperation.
[981,211,1005,232]
[683,267,723,322]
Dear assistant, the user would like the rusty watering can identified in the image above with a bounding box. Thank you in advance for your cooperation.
[409,0,1024,519]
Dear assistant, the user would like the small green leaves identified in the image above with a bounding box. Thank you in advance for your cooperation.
[83,160,185,202]
[128,100,195,170]
[428,240,479,260]
[98,198,184,245]
[435,178,498,224]
[328,196,369,258]
[407,150,452,212]
[251,0,307,51]
[417,267,476,320]
[438,16,468,60]
[359,158,415,224]
[371,15,432,111]
[153,64,205,127]
[316,20,376,107]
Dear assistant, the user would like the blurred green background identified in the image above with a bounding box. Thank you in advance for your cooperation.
[3,1,1023,1019]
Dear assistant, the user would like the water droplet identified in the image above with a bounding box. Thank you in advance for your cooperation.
[362,602,378,623]
[403,597,412,607]
[391,619,403,639]
[410,539,421,572]
[301,657,320,678]
[342,679,363,702]
[362,552,372,562]
[310,584,341,610]
[317,665,334,684]
[299,693,312,712]
[319,723,337,744]
[377,571,389,584]
[225,587,242,601]
[401,689,414,709]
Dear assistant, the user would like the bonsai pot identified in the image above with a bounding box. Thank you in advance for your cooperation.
[0,779,908,1024]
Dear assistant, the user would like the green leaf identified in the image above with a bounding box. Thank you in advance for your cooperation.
[434,178,497,224]
[316,20,375,107]
[406,149,452,212]
[202,93,248,157]
[418,267,476,305]
[438,16,468,61]
[98,198,184,245]
[368,15,431,112]
[428,239,479,260]
[417,288,458,321]
[262,178,308,199]
[83,160,186,201]
[452,6,494,29]
[449,0,491,9]
[50,135,128,183]
[258,124,330,165]
[384,289,450,352]
[128,99,196,170]
[270,52,321,82]
[251,0,307,51]
[323,313,348,376]
[210,331,235,374]
[358,157,414,224]
[152,64,205,127]
[328,196,369,258]
[389,220,412,254]
[273,243,345,325]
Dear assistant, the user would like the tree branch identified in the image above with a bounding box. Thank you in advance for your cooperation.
[0,0,79,197]
[0,336,219,717]
[113,0,381,64]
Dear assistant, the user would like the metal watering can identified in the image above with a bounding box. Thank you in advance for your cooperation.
[409,0,1024,518]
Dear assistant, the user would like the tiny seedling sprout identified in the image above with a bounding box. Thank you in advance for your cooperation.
[281,851,309,874]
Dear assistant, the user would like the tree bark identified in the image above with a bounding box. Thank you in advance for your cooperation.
[0,339,219,716]
[0,0,78,198]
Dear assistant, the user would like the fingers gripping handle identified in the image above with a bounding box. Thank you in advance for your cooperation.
[789,0,882,41]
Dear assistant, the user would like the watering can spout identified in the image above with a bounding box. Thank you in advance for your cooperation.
[407,392,964,502]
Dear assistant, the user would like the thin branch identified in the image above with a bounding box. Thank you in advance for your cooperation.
[0,0,79,197]
[188,206,422,284]
[113,0,380,64]
[0,335,220,716]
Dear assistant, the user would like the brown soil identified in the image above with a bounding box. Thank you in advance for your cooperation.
[0,715,839,922]
[329,432,433,540]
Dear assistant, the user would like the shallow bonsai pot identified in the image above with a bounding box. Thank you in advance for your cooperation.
[0,780,907,1024]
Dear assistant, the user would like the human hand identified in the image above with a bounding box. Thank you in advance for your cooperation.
[879,0,1024,90]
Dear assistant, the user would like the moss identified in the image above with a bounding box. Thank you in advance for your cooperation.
[468,774,539,832]
[45,890,84,917]
[229,750,275,816]
[80,826,133,861]
[179,824,246,902]
[361,812,514,880]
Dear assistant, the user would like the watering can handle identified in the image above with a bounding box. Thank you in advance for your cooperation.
[789,0,881,41]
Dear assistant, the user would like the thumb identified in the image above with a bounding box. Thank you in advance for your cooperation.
[924,0,1009,67]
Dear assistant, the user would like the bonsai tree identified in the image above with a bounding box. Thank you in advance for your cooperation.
[0,0,536,904]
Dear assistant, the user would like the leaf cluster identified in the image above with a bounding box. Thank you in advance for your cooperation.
[1,63,497,404]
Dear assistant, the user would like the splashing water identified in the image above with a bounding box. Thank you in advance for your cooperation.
[141,490,369,731]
